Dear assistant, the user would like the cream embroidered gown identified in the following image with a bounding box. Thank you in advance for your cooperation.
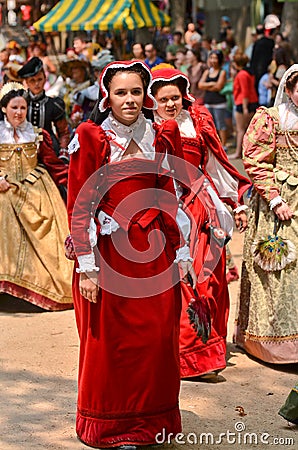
[235,103,298,363]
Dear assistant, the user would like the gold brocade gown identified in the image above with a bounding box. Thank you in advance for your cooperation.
[0,140,73,310]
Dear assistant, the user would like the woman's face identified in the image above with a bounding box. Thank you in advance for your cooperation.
[186,50,196,65]
[208,52,220,68]
[154,84,183,120]
[5,96,27,128]
[286,81,298,107]
[132,44,144,59]
[108,71,144,125]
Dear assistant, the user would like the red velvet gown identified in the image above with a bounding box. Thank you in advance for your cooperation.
[67,119,185,448]
[179,104,251,378]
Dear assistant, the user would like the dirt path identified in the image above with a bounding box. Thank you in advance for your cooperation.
[0,230,297,450]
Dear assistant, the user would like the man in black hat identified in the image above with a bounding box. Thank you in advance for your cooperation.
[18,57,70,163]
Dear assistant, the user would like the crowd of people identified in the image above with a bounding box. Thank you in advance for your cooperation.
[0,11,297,448]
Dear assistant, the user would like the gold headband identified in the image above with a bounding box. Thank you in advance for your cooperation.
[0,82,25,102]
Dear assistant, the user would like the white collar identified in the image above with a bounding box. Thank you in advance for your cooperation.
[0,118,37,144]
[153,109,196,138]
[101,112,156,162]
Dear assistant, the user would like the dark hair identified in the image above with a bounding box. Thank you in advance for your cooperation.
[0,88,28,108]
[102,64,150,95]
[173,31,183,38]
[209,49,224,65]
[233,52,249,68]
[285,72,298,93]
[151,78,191,109]
[132,42,145,52]
[176,47,187,56]
[187,47,202,62]
[273,47,291,68]
[151,78,186,97]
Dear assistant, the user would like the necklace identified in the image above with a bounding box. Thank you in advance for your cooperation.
[288,98,298,115]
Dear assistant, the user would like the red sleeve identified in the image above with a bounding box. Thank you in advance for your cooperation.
[38,129,68,187]
[153,119,192,198]
[67,120,110,256]
[154,120,186,251]
[190,103,251,205]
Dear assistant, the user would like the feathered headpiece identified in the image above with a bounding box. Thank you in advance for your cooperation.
[0,82,25,102]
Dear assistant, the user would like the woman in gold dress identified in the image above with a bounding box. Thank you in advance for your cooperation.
[235,64,298,363]
[0,82,73,310]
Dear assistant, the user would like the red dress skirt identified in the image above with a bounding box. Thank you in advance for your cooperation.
[72,158,182,447]
[179,137,229,378]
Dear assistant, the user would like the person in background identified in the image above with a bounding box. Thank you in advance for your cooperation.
[234,64,298,365]
[0,48,10,87]
[66,59,195,449]
[199,49,228,150]
[73,35,89,61]
[174,48,188,74]
[70,49,115,127]
[131,42,145,61]
[229,52,259,160]
[186,48,207,104]
[250,18,278,91]
[267,45,291,106]
[18,57,70,164]
[28,42,57,92]
[219,16,233,42]
[0,82,73,311]
[154,26,171,60]
[184,23,200,48]
[144,43,164,69]
[165,31,185,66]
[258,67,272,107]
[59,58,91,129]
[200,35,212,63]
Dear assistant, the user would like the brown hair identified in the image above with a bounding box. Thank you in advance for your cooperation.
[233,52,249,68]
[286,72,298,92]
[103,65,149,94]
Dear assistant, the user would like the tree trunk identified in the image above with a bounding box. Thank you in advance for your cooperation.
[281,1,298,62]
[169,0,187,34]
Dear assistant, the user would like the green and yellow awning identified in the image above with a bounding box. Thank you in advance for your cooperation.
[33,0,171,32]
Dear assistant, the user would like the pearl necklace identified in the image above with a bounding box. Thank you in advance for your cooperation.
[288,98,298,115]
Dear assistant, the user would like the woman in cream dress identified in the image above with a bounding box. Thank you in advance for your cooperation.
[235,65,298,363]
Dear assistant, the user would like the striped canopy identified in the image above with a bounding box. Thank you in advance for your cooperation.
[33,0,171,32]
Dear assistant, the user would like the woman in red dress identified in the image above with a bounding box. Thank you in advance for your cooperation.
[67,60,196,449]
[150,67,251,378]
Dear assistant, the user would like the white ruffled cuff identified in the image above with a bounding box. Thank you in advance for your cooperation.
[176,207,191,243]
[269,196,284,210]
[97,210,120,235]
[233,204,249,214]
[174,244,193,263]
[76,252,100,273]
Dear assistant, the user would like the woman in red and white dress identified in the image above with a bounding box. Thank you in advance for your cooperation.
[67,60,196,449]
[150,66,251,378]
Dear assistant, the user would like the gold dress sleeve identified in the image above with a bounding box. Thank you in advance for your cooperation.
[243,106,280,203]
